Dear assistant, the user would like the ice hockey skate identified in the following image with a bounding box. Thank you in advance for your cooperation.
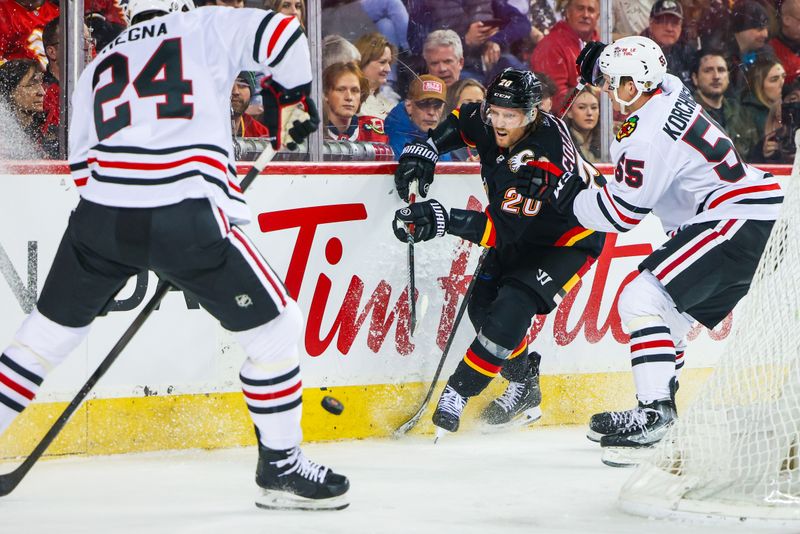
[599,398,677,468]
[480,370,542,432]
[255,444,350,510]
[432,385,468,442]
[587,405,645,442]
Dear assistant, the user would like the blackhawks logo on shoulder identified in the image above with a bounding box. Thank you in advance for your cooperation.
[615,115,639,141]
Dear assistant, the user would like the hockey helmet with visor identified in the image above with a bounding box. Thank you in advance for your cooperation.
[481,68,543,128]
[598,36,667,109]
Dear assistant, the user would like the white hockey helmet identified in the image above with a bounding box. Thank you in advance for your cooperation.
[598,36,667,109]
[126,0,194,24]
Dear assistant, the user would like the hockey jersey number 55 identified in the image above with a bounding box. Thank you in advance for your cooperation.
[572,74,783,235]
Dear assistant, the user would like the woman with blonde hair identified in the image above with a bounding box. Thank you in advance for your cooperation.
[741,55,786,162]
[355,32,400,119]
[445,78,486,161]
[322,61,388,143]
[565,86,601,162]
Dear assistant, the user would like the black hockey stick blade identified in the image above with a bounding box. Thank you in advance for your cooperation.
[0,145,276,497]
[393,248,488,437]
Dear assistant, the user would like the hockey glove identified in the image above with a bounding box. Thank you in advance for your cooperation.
[261,80,320,150]
[392,199,449,243]
[576,41,607,86]
[394,139,438,202]
[516,160,583,213]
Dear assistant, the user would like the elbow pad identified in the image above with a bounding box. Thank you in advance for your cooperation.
[447,208,494,247]
[428,113,466,154]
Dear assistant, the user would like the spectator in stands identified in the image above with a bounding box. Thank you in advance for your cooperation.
[356,32,401,119]
[322,62,389,143]
[530,0,599,111]
[776,79,800,163]
[445,78,486,161]
[84,0,126,52]
[321,0,378,43]
[407,0,531,77]
[0,58,52,158]
[771,0,800,84]
[361,0,409,50]
[270,0,305,26]
[691,49,758,156]
[0,0,58,67]
[726,0,774,95]
[322,34,362,70]
[741,55,786,162]
[641,0,696,88]
[612,0,655,40]
[385,73,452,160]
[565,87,600,162]
[422,30,467,87]
[536,71,556,112]
[231,72,270,138]
[527,0,560,42]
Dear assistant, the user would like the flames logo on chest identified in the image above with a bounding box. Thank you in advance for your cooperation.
[507,149,536,173]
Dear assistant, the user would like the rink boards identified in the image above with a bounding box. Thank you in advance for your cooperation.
[0,162,790,458]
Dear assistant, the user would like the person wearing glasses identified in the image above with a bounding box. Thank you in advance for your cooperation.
[385,74,451,160]
[0,58,52,158]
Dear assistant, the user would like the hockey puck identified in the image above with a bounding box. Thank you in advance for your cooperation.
[321,395,344,415]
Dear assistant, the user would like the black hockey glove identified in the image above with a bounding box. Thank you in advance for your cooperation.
[516,160,583,213]
[576,41,607,86]
[261,80,320,150]
[392,199,449,243]
[394,139,438,202]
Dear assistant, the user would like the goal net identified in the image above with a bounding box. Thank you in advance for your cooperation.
[618,148,800,526]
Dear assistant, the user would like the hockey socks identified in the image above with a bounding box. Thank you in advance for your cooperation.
[449,337,528,398]
[0,353,43,434]
[629,322,676,403]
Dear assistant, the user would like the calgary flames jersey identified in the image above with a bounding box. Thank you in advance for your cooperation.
[68,7,311,225]
[449,102,606,256]
[572,74,783,235]
[0,0,59,67]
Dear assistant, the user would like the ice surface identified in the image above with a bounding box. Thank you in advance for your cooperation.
[0,426,790,534]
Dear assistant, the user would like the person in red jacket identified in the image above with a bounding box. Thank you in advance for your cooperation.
[0,0,59,68]
[529,0,599,110]
[771,0,800,84]
[231,72,271,138]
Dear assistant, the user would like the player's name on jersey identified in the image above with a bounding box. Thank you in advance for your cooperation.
[662,85,698,141]
[104,22,168,52]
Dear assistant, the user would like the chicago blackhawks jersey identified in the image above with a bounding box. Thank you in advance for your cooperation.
[68,6,311,225]
[447,102,606,256]
[572,73,783,235]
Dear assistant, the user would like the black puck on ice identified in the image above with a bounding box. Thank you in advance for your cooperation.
[321,395,344,415]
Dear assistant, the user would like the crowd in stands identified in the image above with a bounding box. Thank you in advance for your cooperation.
[1,0,800,164]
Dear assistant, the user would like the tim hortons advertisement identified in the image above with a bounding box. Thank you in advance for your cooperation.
[1,163,780,401]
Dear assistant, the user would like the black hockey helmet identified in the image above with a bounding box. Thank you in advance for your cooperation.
[482,68,543,126]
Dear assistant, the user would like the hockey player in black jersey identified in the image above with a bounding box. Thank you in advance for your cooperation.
[392,69,606,436]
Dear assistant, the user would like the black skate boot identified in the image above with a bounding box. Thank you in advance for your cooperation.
[255,443,349,510]
[480,370,542,431]
[432,384,468,441]
[587,379,679,442]
[599,398,677,468]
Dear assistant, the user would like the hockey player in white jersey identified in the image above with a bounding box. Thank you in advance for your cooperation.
[519,36,783,466]
[0,0,348,509]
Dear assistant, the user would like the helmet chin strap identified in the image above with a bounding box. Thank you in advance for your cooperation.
[612,86,644,115]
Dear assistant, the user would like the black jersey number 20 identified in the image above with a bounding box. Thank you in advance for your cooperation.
[682,113,746,183]
[92,38,194,140]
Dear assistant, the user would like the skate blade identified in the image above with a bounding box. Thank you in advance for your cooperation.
[255,489,349,511]
[433,426,450,444]
[586,429,604,443]
[481,406,542,433]
[600,445,655,468]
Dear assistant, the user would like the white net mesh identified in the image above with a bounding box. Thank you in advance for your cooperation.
[618,151,800,524]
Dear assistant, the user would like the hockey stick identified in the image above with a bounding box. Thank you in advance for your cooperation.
[0,144,276,497]
[407,180,418,336]
[557,81,586,118]
[393,247,488,437]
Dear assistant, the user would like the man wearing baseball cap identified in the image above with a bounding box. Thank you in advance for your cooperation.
[231,72,271,138]
[385,74,452,160]
[641,0,696,87]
